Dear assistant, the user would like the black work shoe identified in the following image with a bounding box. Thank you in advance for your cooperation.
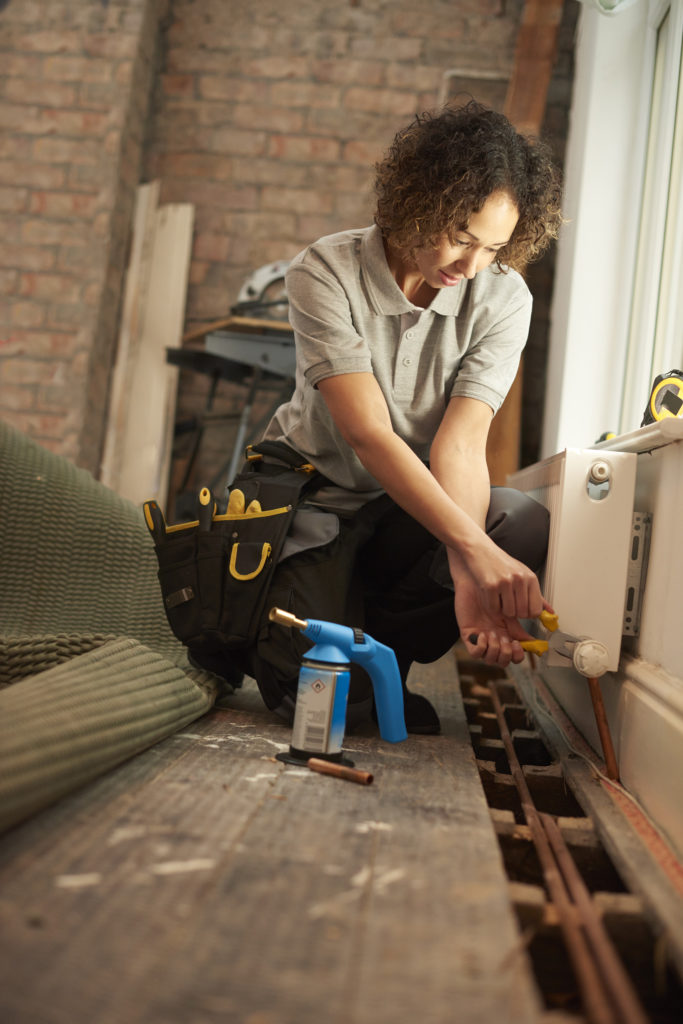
[403,688,441,734]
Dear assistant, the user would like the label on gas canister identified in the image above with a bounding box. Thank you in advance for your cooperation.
[290,661,350,755]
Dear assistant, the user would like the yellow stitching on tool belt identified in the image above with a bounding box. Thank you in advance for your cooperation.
[229,542,272,580]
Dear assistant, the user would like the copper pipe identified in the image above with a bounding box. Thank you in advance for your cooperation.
[307,758,373,785]
[587,677,620,781]
[541,813,649,1024]
[488,683,617,1024]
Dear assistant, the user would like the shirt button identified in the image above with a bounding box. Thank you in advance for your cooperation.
[402,357,412,366]
[405,330,415,340]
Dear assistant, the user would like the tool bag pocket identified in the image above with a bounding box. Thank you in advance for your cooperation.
[146,503,295,654]
[143,441,327,657]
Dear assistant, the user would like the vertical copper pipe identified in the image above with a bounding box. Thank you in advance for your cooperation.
[487,684,617,1024]
[541,813,649,1024]
[587,677,620,781]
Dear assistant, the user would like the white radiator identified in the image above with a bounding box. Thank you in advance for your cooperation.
[508,448,638,672]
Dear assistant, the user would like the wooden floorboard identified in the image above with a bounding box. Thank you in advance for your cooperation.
[0,653,541,1024]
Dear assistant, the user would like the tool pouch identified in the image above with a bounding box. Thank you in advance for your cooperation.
[143,442,326,659]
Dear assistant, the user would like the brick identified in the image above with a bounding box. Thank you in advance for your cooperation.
[0,385,35,411]
[267,135,340,163]
[19,273,81,303]
[3,79,78,107]
[246,238,303,266]
[0,410,75,441]
[2,106,111,138]
[0,269,18,295]
[311,59,385,87]
[157,153,234,181]
[343,87,417,117]
[192,233,233,262]
[232,104,305,135]
[29,191,99,218]
[335,190,374,223]
[230,157,307,189]
[0,187,29,213]
[210,127,268,158]
[0,54,44,77]
[0,102,41,133]
[57,246,106,273]
[189,261,209,286]
[8,302,46,329]
[350,36,423,61]
[78,81,122,109]
[167,49,245,75]
[296,215,340,243]
[307,107,393,142]
[269,81,342,110]
[343,139,387,166]
[0,330,79,358]
[161,74,196,98]
[5,30,84,54]
[222,211,298,241]
[1,356,66,387]
[198,76,269,104]
[242,56,309,80]
[46,303,95,330]
[21,219,92,247]
[386,64,445,91]
[0,159,66,189]
[261,186,334,216]
[42,56,113,84]
[83,34,140,60]
[32,137,102,165]
[161,179,259,212]
[0,243,56,272]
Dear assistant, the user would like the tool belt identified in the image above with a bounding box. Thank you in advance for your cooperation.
[143,441,329,662]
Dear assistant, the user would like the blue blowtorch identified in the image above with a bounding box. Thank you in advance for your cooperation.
[269,607,407,767]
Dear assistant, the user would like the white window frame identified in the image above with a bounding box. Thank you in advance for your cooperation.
[541,0,683,455]
[621,0,683,430]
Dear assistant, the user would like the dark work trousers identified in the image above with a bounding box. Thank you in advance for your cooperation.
[242,486,550,722]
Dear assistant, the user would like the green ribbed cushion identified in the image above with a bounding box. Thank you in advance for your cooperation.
[0,638,214,832]
[0,421,222,831]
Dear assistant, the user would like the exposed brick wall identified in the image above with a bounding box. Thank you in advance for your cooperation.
[147,0,526,331]
[0,0,167,473]
[146,0,548,504]
[0,0,575,495]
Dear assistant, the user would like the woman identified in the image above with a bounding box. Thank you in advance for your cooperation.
[242,100,563,734]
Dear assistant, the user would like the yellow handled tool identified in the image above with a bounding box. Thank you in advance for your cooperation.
[520,609,572,657]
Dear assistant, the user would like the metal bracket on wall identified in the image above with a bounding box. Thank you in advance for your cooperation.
[622,511,652,636]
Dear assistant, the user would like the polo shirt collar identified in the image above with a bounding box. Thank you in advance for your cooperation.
[360,224,467,317]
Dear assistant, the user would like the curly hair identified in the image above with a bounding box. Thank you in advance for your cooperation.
[374,101,563,272]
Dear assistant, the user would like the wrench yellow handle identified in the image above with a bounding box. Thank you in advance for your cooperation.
[520,639,549,656]
[539,609,559,632]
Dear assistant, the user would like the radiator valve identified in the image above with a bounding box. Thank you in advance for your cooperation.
[589,460,611,485]
[572,639,610,678]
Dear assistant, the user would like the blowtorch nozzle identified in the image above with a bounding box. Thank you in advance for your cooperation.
[269,606,308,631]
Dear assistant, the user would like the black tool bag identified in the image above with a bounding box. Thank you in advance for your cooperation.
[143,442,326,661]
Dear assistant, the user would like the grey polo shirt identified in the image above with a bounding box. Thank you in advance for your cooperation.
[263,225,532,508]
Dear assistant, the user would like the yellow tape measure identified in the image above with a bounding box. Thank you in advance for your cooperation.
[642,370,683,425]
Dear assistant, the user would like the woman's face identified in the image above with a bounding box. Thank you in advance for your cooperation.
[412,191,519,288]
